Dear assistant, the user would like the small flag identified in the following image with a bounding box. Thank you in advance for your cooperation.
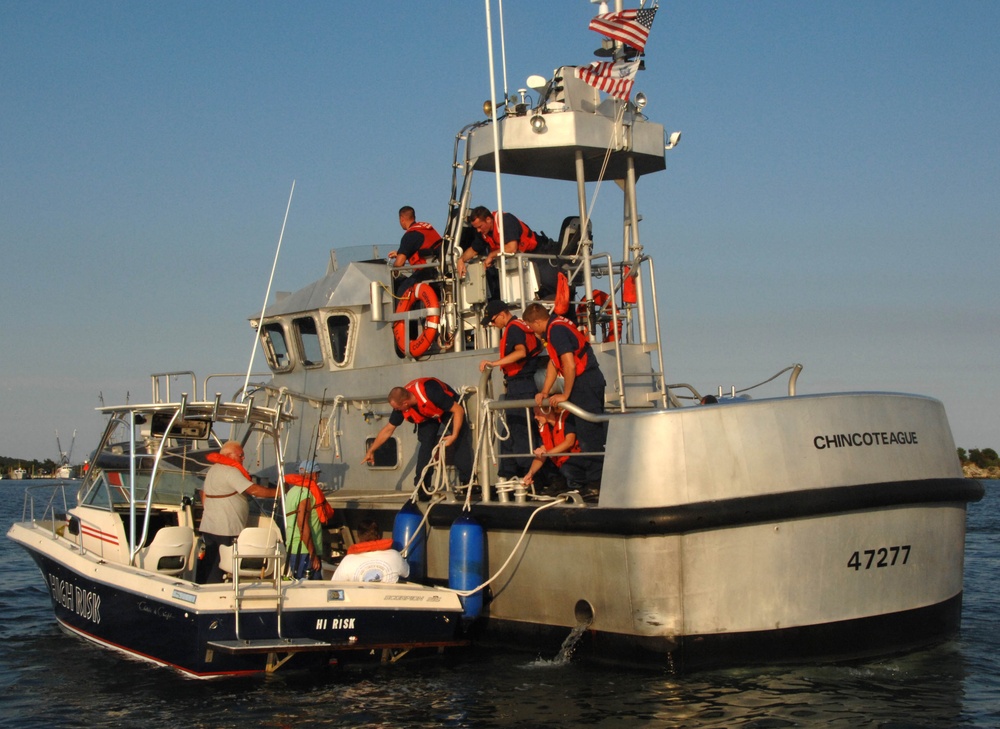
[588,7,657,53]
[574,59,639,100]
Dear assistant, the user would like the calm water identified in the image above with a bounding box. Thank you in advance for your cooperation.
[2,480,998,728]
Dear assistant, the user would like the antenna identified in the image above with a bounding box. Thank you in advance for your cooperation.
[483,0,507,280]
[243,181,296,400]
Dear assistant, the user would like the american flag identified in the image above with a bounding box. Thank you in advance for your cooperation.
[574,59,640,101]
[588,7,657,53]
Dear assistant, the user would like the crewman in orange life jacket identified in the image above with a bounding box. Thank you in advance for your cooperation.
[524,302,606,486]
[389,205,442,295]
[362,378,473,493]
[456,205,559,298]
[522,406,589,494]
[479,299,544,478]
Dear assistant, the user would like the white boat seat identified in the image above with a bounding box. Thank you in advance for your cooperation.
[219,526,285,579]
[137,526,196,576]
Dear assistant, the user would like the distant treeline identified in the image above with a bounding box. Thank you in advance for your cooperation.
[1,456,61,477]
[958,448,999,469]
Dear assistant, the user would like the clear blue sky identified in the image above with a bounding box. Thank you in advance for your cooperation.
[2,1,998,462]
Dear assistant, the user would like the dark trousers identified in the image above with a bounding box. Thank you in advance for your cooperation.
[288,552,323,580]
[393,266,437,297]
[566,367,607,483]
[499,375,538,477]
[532,236,562,299]
[199,532,235,584]
[414,418,474,489]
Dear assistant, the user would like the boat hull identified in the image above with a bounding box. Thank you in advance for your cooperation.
[478,593,963,672]
[9,523,466,677]
[423,482,976,670]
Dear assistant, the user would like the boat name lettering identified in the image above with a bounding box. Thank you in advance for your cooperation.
[315,617,357,630]
[813,431,918,450]
[848,545,911,571]
[137,601,176,620]
[47,573,102,624]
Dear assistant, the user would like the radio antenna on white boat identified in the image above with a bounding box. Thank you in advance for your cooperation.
[243,180,295,401]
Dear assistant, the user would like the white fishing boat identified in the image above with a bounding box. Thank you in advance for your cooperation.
[54,429,75,479]
[8,2,984,674]
[7,399,467,677]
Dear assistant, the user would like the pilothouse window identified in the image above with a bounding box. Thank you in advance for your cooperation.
[293,316,323,368]
[327,315,351,366]
[261,322,292,372]
[365,436,398,469]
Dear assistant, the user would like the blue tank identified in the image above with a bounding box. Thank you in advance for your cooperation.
[448,513,484,620]
[392,500,426,580]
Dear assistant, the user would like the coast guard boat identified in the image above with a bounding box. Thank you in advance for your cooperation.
[9,2,984,673]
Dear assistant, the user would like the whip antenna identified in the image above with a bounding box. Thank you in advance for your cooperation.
[243,180,295,401]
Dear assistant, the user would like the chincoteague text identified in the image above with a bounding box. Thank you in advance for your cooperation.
[814,431,918,450]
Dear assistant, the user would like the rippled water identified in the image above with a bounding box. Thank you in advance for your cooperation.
[3,481,998,728]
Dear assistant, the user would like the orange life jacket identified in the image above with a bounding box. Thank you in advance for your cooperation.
[401,378,457,424]
[576,289,622,342]
[544,315,591,377]
[539,411,581,468]
[482,211,539,253]
[499,318,541,378]
[205,452,252,482]
[284,472,335,525]
[346,538,394,555]
[403,222,442,265]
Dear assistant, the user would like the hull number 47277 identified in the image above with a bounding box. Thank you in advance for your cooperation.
[848,545,911,571]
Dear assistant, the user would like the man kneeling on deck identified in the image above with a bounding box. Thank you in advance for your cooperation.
[331,519,409,583]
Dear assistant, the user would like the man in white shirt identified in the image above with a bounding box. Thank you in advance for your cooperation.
[199,440,277,583]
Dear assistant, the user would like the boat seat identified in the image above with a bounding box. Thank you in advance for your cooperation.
[137,526,196,576]
[219,526,285,579]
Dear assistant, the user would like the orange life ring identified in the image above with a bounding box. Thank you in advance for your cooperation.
[393,283,439,357]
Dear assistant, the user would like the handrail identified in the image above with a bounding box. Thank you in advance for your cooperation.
[733,364,805,399]
[20,481,73,535]
[203,372,270,401]
[151,371,197,404]
[130,406,184,565]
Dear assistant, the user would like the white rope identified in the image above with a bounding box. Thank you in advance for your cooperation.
[585,102,629,225]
